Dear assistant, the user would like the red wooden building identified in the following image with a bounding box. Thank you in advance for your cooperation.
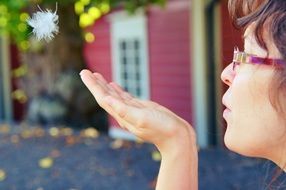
[83,0,243,147]
[84,0,194,141]
[0,0,243,148]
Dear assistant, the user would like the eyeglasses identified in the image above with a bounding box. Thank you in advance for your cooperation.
[232,47,286,71]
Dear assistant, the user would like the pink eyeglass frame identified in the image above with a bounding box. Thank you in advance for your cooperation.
[233,47,286,70]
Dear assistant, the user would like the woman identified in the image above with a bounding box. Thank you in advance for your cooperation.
[80,0,286,189]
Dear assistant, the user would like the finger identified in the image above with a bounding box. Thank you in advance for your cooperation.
[111,112,129,130]
[137,99,158,108]
[92,73,111,92]
[93,73,126,101]
[118,120,140,136]
[106,83,125,101]
[136,99,173,115]
[80,70,109,100]
[92,76,138,105]
[80,70,118,114]
[109,82,144,107]
[93,72,108,84]
[98,95,139,133]
[91,73,116,95]
[95,78,122,100]
[109,82,133,100]
[104,96,143,127]
[80,70,136,131]
[81,70,122,105]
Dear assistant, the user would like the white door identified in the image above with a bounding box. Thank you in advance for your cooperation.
[110,10,150,100]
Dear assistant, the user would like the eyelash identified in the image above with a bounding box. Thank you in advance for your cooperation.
[232,61,241,71]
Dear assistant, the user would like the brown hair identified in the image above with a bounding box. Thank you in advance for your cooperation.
[228,0,286,57]
[228,0,286,114]
[228,0,286,189]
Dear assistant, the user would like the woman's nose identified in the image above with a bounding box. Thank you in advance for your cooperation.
[221,63,234,86]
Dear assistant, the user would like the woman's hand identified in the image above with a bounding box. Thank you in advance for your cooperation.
[80,69,196,153]
[80,69,198,190]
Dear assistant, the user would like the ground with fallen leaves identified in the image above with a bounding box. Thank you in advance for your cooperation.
[0,123,284,190]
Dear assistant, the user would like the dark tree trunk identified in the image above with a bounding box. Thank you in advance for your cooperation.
[20,3,108,131]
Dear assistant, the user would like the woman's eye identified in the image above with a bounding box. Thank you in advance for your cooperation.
[232,61,240,71]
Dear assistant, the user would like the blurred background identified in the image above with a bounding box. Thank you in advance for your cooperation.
[0,0,279,189]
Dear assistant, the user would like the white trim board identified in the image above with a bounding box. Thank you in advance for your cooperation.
[190,0,209,148]
[108,126,137,141]
[0,35,13,122]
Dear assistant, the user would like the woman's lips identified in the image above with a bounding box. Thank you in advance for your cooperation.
[223,108,231,119]
[222,95,231,119]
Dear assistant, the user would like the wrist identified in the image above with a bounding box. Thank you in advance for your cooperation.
[157,123,198,157]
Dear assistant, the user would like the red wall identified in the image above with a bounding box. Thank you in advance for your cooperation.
[84,18,112,81]
[221,3,243,69]
[148,0,193,124]
[84,0,193,128]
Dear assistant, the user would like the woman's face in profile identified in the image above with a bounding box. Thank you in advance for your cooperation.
[221,23,286,166]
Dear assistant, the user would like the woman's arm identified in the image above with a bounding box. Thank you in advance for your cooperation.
[156,129,198,190]
[80,70,198,190]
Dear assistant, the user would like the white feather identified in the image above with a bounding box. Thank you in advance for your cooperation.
[27,4,59,42]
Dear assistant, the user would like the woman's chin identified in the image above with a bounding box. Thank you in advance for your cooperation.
[223,133,234,151]
[224,133,261,157]
[224,131,246,155]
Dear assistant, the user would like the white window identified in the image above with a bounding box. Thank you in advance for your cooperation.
[110,10,150,99]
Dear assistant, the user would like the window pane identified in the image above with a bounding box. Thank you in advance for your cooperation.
[120,41,126,50]
[118,38,144,97]
[134,39,139,50]
[123,72,128,80]
[136,88,141,96]
[136,72,140,81]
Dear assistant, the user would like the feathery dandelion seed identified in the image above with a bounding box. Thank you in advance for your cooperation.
[27,4,59,42]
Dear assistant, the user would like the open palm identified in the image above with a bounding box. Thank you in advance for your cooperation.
[80,70,194,150]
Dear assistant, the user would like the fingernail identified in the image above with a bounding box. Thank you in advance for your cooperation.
[79,70,86,76]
